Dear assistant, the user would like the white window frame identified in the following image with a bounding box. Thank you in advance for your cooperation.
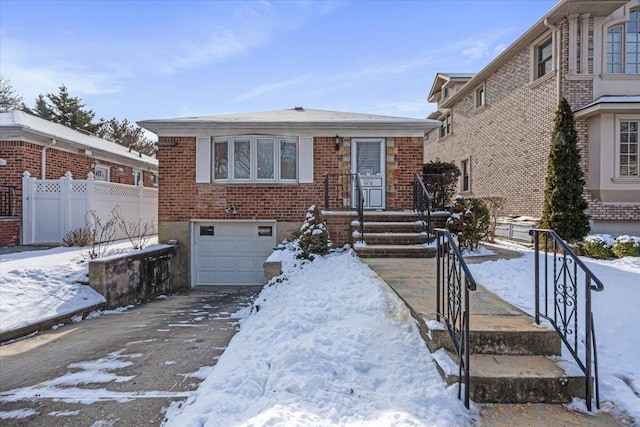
[152,174,159,187]
[474,83,486,109]
[212,135,299,183]
[439,112,452,138]
[530,32,555,83]
[605,9,640,74]
[616,115,640,178]
[95,165,110,182]
[133,169,142,186]
[460,157,471,192]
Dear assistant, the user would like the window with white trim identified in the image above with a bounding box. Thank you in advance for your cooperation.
[152,174,159,186]
[95,165,110,182]
[619,119,639,177]
[461,158,470,192]
[439,113,452,138]
[475,84,485,108]
[133,169,142,185]
[536,37,553,79]
[212,136,298,182]
[606,10,640,74]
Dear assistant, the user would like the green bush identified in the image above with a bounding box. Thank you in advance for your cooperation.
[445,196,490,252]
[612,235,640,258]
[423,160,461,206]
[293,205,332,261]
[583,234,615,259]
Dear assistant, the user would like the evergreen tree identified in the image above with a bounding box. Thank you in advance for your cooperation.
[24,85,101,134]
[95,117,156,156]
[539,97,590,243]
[0,76,24,112]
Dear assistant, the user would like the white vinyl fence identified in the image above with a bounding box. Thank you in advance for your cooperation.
[22,171,158,245]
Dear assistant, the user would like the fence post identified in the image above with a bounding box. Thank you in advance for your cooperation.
[59,171,72,241]
[22,171,34,244]
[86,172,95,228]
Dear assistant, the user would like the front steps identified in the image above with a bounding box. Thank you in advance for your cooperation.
[352,211,448,258]
[361,258,588,406]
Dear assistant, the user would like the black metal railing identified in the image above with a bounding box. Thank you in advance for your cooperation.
[0,185,16,217]
[422,174,445,211]
[413,173,433,236]
[324,173,365,243]
[529,229,603,411]
[435,228,477,408]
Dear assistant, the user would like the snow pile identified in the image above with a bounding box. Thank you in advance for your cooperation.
[0,239,159,334]
[467,251,640,424]
[164,248,472,426]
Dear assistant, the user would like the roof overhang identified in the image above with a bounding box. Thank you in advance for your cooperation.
[575,96,640,119]
[427,73,475,103]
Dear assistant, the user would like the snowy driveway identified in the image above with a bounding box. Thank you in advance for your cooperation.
[0,286,261,426]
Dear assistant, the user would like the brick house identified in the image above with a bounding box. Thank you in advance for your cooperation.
[0,110,159,245]
[138,107,438,286]
[426,0,640,235]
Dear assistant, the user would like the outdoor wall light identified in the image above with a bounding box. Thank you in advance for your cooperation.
[335,134,340,151]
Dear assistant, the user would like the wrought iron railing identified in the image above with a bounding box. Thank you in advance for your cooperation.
[324,173,364,243]
[422,174,445,211]
[529,229,603,411]
[0,185,16,217]
[435,228,477,408]
[413,173,433,236]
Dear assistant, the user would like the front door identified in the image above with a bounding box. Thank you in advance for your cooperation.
[351,139,385,209]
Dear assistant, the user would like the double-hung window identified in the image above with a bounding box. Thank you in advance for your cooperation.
[619,119,639,177]
[606,10,640,74]
[213,136,298,182]
[536,38,553,79]
[439,113,452,138]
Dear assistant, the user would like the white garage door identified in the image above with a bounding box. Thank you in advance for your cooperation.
[194,221,276,285]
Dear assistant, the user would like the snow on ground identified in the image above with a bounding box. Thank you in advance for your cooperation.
[467,243,640,424]
[0,239,159,334]
[164,248,473,427]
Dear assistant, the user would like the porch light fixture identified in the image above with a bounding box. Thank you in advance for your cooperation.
[334,134,340,151]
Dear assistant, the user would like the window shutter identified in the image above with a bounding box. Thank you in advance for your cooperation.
[298,137,314,183]
[196,137,211,183]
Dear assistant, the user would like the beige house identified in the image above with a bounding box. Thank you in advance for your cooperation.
[426,0,640,235]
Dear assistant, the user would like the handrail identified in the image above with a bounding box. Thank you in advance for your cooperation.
[413,173,433,236]
[323,173,364,243]
[529,228,603,411]
[0,185,16,217]
[435,228,477,408]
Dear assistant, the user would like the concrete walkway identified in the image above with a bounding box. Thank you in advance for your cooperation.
[361,250,623,427]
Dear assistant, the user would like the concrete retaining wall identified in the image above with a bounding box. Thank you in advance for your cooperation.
[88,245,179,309]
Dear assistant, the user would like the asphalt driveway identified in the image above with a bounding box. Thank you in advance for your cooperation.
[0,285,262,426]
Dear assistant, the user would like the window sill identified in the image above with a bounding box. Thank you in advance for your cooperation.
[528,70,555,89]
[209,181,301,186]
[600,73,640,80]
[610,177,640,184]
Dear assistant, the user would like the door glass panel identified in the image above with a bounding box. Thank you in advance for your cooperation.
[357,141,381,175]
[234,139,251,179]
[256,138,275,179]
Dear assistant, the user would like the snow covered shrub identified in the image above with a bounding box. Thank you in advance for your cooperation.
[612,235,640,258]
[583,234,615,259]
[293,205,332,261]
[62,227,93,247]
[446,196,490,252]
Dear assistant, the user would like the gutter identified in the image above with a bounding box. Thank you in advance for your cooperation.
[41,138,56,179]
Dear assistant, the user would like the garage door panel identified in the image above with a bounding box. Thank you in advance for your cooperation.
[195,221,275,286]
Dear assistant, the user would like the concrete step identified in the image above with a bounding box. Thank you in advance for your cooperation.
[432,350,586,403]
[357,221,426,233]
[426,316,561,356]
[354,244,437,258]
[358,232,433,245]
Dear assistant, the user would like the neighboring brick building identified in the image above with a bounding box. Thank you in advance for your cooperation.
[138,107,438,287]
[426,0,640,235]
[0,111,159,245]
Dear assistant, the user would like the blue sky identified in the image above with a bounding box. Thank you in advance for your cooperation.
[1,0,557,125]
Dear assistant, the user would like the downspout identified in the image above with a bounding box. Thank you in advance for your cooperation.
[544,18,561,100]
[41,138,56,179]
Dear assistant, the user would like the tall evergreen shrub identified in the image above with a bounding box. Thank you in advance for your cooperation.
[539,97,590,243]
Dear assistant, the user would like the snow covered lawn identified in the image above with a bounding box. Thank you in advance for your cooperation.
[469,244,640,424]
[0,239,159,334]
[164,248,472,426]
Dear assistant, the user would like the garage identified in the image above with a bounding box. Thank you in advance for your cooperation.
[193,221,276,286]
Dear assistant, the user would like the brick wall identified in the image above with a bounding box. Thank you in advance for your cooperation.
[157,135,423,224]
[0,219,19,245]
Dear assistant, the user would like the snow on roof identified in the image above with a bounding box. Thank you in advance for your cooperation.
[0,110,157,168]
[139,107,439,126]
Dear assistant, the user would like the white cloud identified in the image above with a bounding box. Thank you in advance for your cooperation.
[462,44,490,60]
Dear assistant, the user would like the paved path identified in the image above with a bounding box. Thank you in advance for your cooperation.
[0,286,261,426]
[361,251,623,427]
